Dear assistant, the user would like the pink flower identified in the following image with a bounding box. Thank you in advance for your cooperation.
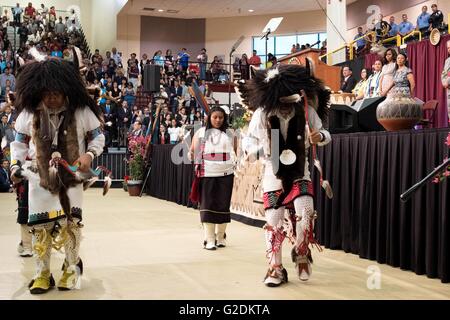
[444,170,450,177]
[432,177,440,184]
[446,133,450,147]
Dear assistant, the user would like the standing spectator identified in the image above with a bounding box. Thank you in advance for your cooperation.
[165,49,175,75]
[380,48,397,96]
[117,101,132,146]
[127,62,139,90]
[127,53,139,70]
[441,40,450,123]
[140,53,151,75]
[176,107,188,125]
[0,114,9,138]
[0,68,15,92]
[210,56,221,82]
[177,48,190,73]
[170,80,183,114]
[388,16,398,37]
[168,119,180,144]
[416,6,431,36]
[23,2,36,23]
[0,159,12,193]
[374,14,390,40]
[102,99,117,147]
[12,3,23,26]
[197,48,208,81]
[398,14,414,36]
[153,50,165,67]
[158,125,170,144]
[290,44,296,54]
[248,50,262,68]
[111,47,122,67]
[48,6,56,30]
[54,17,66,34]
[354,27,366,53]
[429,4,444,31]
[240,53,250,80]
[18,23,29,48]
[266,53,277,69]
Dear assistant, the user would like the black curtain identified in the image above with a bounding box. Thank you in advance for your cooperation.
[148,129,449,283]
[313,128,449,283]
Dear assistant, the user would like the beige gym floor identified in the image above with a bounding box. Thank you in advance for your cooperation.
[0,189,448,300]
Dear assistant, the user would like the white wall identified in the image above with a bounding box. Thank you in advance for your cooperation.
[205,10,326,62]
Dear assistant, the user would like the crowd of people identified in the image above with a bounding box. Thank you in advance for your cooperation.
[353,4,446,55]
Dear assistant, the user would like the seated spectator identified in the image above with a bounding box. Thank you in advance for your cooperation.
[131,121,143,137]
[429,4,444,30]
[0,159,12,193]
[416,6,431,36]
[358,60,383,99]
[353,68,370,98]
[398,14,414,36]
[340,66,357,93]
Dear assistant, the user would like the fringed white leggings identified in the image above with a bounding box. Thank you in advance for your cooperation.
[264,196,315,267]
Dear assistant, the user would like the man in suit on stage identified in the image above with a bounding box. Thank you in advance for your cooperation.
[340,66,357,93]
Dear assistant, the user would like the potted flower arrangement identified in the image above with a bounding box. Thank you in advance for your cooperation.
[126,135,149,196]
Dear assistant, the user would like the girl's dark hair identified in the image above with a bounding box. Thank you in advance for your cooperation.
[205,106,229,133]
[15,59,102,120]
[383,48,398,64]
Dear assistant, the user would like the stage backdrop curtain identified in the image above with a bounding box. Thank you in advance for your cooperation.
[407,34,450,128]
[148,129,449,283]
[313,128,449,283]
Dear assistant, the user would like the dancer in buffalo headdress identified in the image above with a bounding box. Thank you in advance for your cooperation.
[238,62,332,287]
[10,58,105,294]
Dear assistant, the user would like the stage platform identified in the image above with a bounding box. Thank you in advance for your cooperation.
[147,128,450,283]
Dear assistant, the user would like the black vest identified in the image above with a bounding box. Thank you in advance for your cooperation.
[268,105,306,188]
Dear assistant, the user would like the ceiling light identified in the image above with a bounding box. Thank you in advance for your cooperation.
[248,9,254,12]
[158,9,164,12]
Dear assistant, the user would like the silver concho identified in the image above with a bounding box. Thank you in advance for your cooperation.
[279,149,296,165]
[51,151,62,159]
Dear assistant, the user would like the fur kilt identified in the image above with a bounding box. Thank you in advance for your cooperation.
[199,174,234,224]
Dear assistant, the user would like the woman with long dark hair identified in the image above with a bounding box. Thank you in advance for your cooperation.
[380,48,397,96]
[189,106,236,250]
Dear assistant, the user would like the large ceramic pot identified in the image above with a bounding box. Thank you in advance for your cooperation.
[376,97,422,131]
[127,180,143,196]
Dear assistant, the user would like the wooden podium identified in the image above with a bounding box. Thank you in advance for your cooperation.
[278,49,341,92]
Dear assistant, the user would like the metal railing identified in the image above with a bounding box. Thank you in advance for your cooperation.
[402,30,422,45]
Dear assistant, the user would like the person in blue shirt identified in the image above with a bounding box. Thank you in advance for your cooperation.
[12,3,23,26]
[416,6,431,36]
[398,14,414,36]
[177,48,190,73]
[354,27,366,53]
[388,16,398,37]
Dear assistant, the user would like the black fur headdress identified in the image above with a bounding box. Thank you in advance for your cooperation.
[236,62,329,121]
[14,58,102,120]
